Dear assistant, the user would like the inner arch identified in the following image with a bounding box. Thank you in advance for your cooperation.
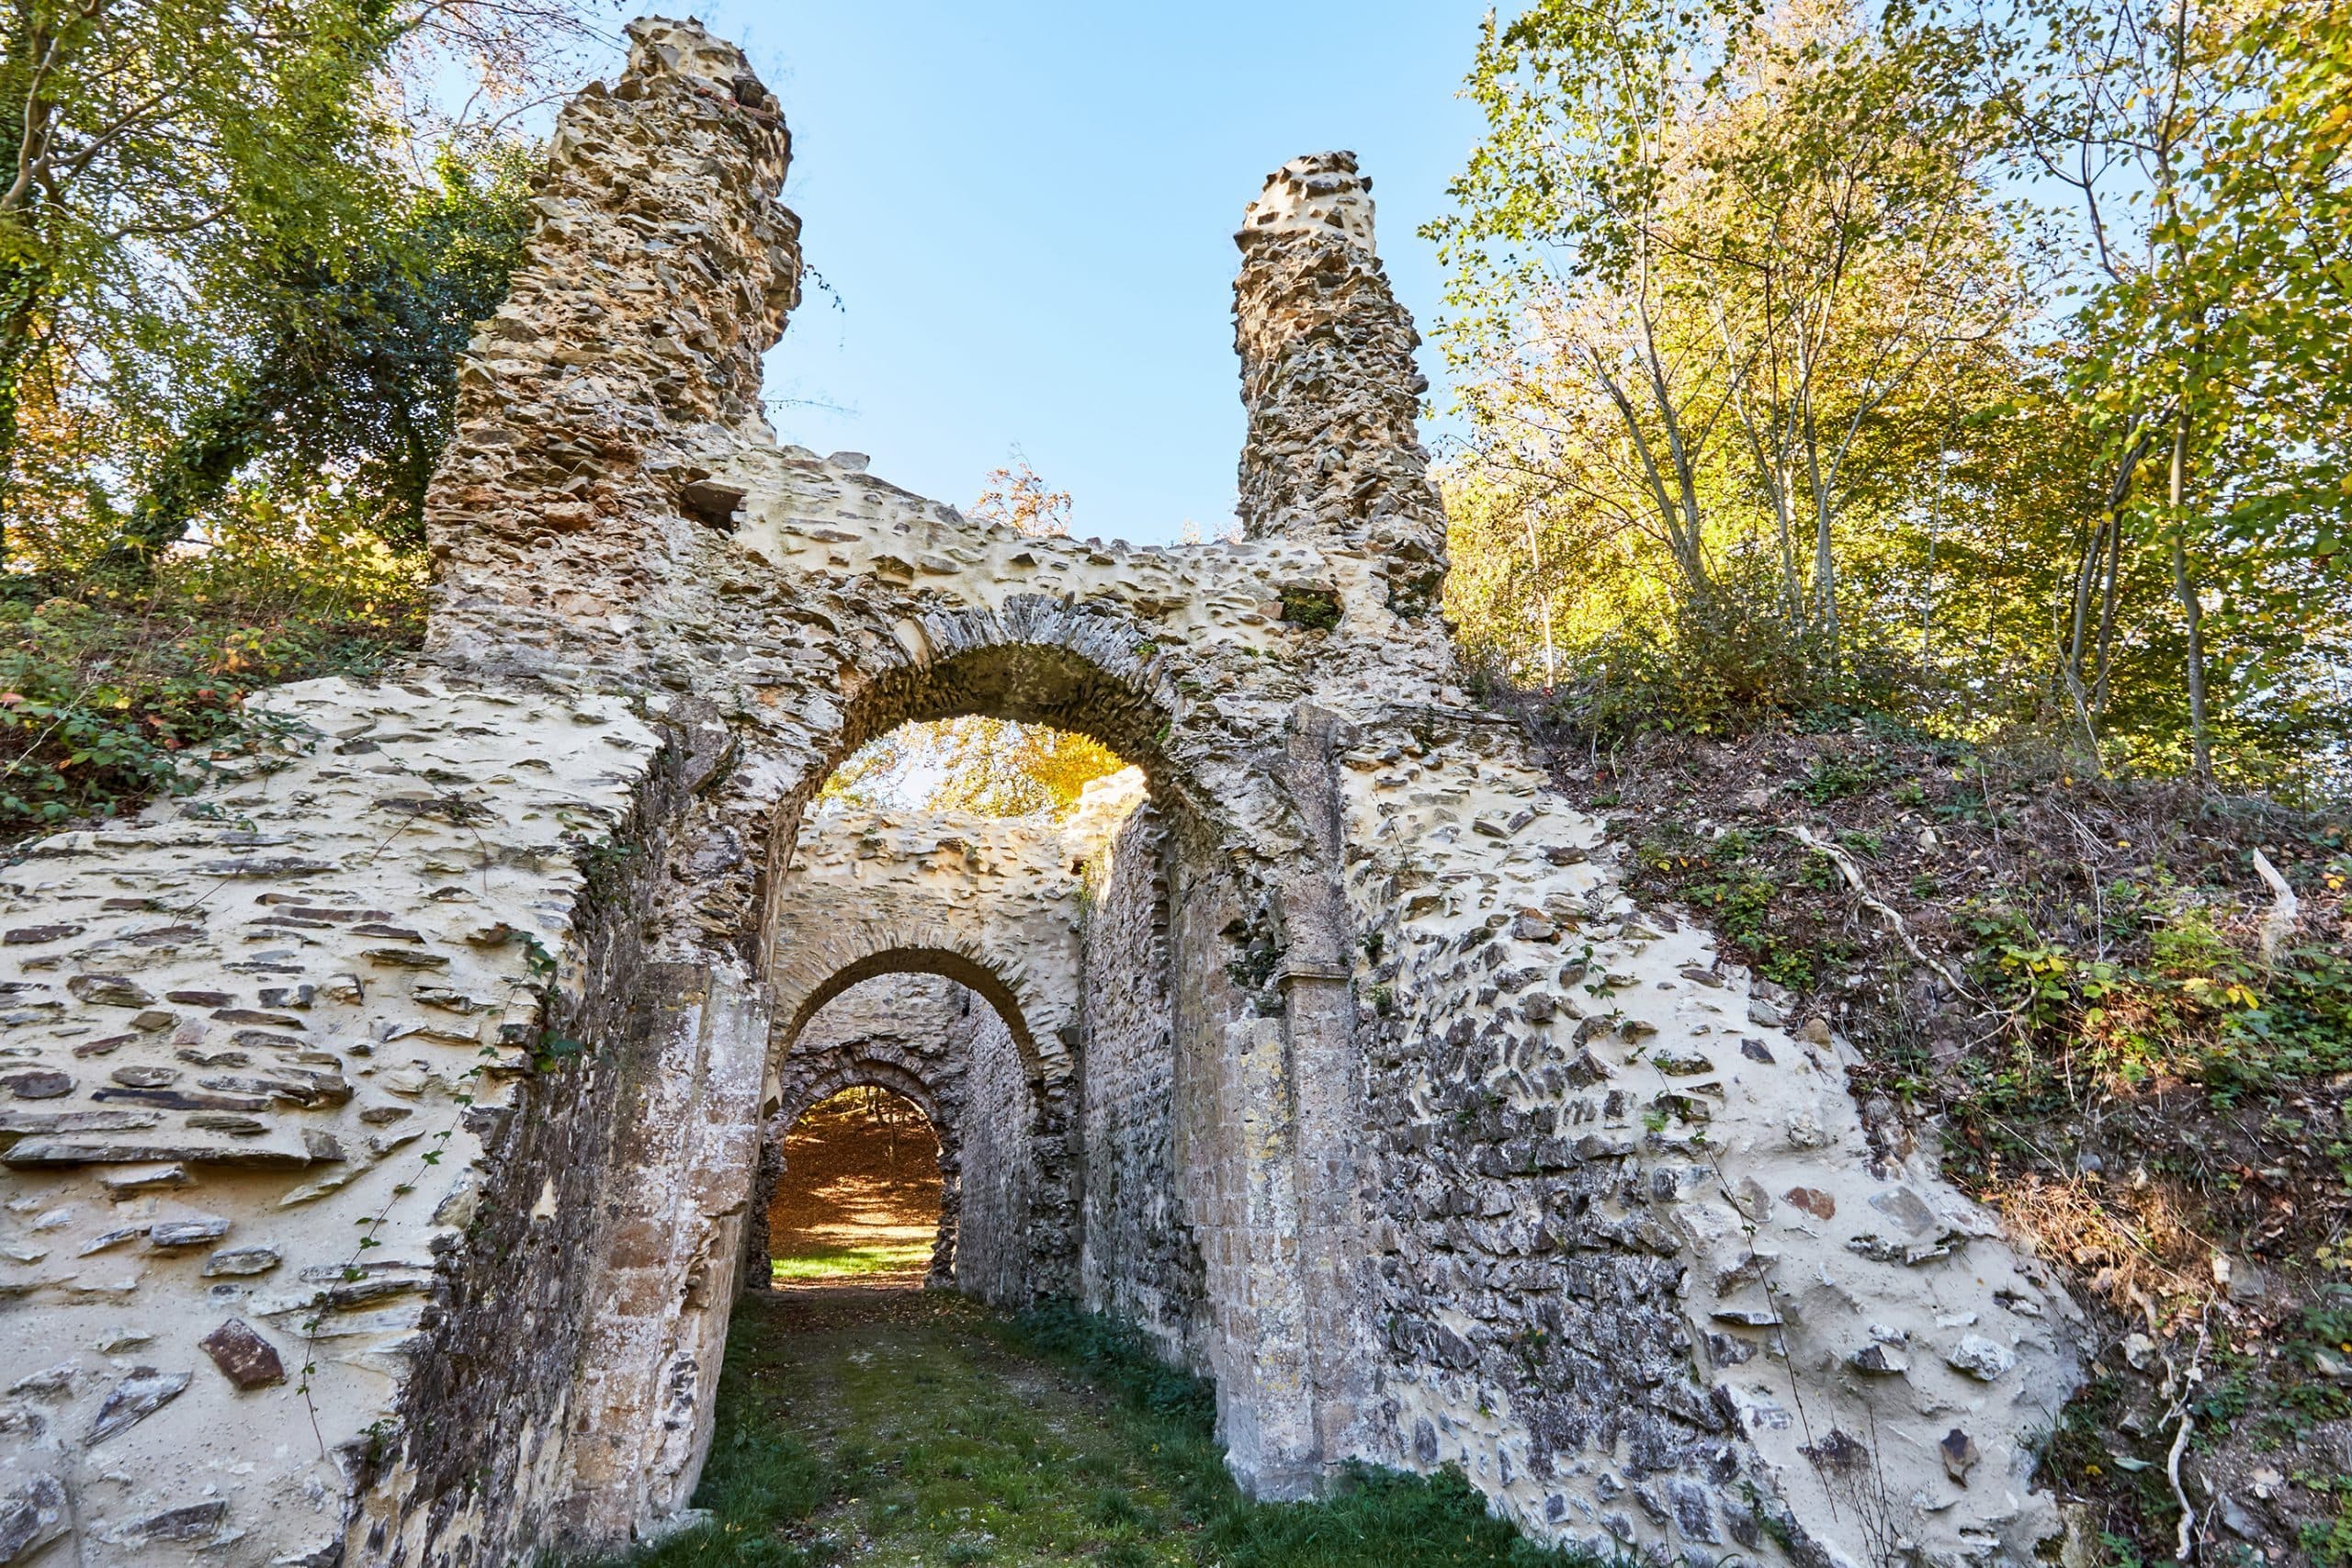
[766,1086,944,1291]
[778,945,1041,1074]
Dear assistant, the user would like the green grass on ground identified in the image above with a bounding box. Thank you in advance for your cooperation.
[770,1245,934,1283]
[592,1289,1593,1568]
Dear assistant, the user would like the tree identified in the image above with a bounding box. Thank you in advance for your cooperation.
[0,0,602,572]
[98,135,537,572]
[0,0,397,566]
[2013,0,2352,780]
[968,457,1072,538]
[1431,0,2030,717]
[1431,0,1740,613]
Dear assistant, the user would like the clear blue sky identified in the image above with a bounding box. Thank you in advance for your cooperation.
[672,1,1494,546]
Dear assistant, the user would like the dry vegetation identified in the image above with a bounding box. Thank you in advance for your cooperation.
[1531,714,2352,1562]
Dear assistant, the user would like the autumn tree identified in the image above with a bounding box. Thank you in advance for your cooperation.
[2012,0,2352,779]
[1433,0,2029,721]
[0,0,600,573]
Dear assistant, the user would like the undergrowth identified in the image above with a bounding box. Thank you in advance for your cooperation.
[0,540,422,838]
[1528,708,2352,1562]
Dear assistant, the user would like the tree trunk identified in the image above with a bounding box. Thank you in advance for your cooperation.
[1521,511,1556,688]
[0,260,47,574]
[2166,416,2212,783]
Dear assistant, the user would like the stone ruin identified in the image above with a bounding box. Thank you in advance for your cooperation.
[0,20,2087,1568]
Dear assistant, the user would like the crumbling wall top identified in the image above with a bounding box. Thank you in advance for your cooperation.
[1239,152,1376,253]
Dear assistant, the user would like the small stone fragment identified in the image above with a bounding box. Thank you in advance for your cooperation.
[1868,1186,1939,1235]
[86,1366,191,1443]
[1782,1187,1837,1219]
[1,1069,70,1100]
[71,1033,138,1057]
[198,1318,285,1390]
[3,925,83,944]
[1939,1427,1980,1482]
[6,1363,74,1396]
[130,1500,227,1542]
[99,1162,191,1197]
[1945,1335,2017,1381]
[203,1245,281,1277]
[148,1216,231,1249]
[1850,1344,1908,1375]
[0,1474,69,1563]
[66,975,156,1009]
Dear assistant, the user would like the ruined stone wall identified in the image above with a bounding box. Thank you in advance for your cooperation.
[952,982,1048,1305]
[0,677,707,1565]
[0,22,2093,1567]
[1229,154,2085,1564]
[1073,785,1209,1369]
[425,20,799,679]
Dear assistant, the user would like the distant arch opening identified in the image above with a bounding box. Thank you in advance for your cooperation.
[767,1086,944,1290]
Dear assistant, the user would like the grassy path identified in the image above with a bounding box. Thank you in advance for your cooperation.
[614,1288,1585,1568]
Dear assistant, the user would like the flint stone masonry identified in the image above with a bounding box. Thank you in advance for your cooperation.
[0,20,2084,1568]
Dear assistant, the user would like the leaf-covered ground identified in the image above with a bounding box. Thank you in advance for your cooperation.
[767,1091,944,1292]
[1544,716,2352,1564]
[596,1288,1589,1568]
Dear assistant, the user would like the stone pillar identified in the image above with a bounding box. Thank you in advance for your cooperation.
[1273,706,1382,1477]
[1233,152,1447,617]
[742,1132,781,1294]
[425,17,802,675]
[559,961,770,1546]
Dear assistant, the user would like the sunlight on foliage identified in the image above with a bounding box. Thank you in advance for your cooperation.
[1430,0,2352,790]
[821,718,1126,818]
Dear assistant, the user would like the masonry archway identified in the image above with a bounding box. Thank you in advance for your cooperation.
[0,28,2085,1567]
[771,938,1056,1089]
[763,1081,950,1290]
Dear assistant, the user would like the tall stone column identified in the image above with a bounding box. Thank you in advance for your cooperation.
[1233,152,1448,619]
[424,18,803,676]
[1231,153,1449,1490]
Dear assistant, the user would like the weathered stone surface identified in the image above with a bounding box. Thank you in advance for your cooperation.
[65,976,154,1009]
[0,1475,68,1563]
[0,1069,71,1100]
[128,1502,226,1543]
[0,17,2082,1568]
[85,1368,190,1444]
[147,1217,231,1249]
[202,1245,282,1277]
[198,1318,286,1389]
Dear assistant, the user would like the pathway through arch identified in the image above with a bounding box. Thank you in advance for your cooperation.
[767,1088,944,1290]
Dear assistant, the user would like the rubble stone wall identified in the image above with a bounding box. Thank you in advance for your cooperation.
[0,22,2093,1568]
[0,677,715,1566]
[1074,790,1210,1370]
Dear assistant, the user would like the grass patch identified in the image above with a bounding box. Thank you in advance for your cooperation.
[582,1292,1597,1568]
[770,1243,933,1283]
